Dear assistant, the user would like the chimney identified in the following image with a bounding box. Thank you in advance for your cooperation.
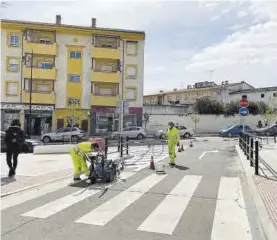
[91,18,96,28]
[221,81,224,85]
[56,15,61,24]
[225,80,229,85]
[173,88,177,91]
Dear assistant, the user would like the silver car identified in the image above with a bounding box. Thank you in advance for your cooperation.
[41,127,87,143]
[112,126,146,140]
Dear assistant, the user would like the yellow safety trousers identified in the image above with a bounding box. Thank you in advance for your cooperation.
[166,127,180,164]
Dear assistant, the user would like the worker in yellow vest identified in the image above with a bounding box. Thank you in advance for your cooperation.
[166,122,180,167]
[70,141,99,181]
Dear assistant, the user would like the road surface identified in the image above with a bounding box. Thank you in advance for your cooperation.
[1,139,266,240]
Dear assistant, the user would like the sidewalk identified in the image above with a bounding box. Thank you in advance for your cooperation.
[236,143,277,240]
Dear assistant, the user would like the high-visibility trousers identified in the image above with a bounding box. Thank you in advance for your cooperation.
[70,148,89,178]
[168,141,177,164]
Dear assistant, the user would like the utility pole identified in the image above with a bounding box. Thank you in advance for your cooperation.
[119,40,125,135]
[28,50,33,137]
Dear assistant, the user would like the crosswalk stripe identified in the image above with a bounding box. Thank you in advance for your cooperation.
[137,175,202,235]
[20,171,136,219]
[21,188,101,219]
[211,177,252,240]
[75,173,167,226]
[1,178,72,211]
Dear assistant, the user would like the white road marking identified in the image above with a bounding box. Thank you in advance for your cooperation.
[198,150,219,160]
[1,178,72,211]
[211,177,252,240]
[21,188,101,219]
[137,175,202,235]
[75,173,167,226]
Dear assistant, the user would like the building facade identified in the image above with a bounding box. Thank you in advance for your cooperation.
[143,81,254,106]
[1,16,145,135]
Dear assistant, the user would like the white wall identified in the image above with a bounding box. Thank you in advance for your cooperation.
[147,114,272,133]
[55,33,91,109]
[1,30,21,103]
[121,40,144,108]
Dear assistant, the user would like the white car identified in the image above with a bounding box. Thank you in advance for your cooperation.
[155,126,194,139]
[111,126,146,140]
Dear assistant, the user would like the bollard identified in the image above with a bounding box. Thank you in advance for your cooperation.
[118,136,120,152]
[255,140,259,175]
[104,137,108,159]
[120,136,123,158]
[239,133,242,148]
[250,138,254,167]
[126,136,129,155]
[243,134,246,154]
[274,134,276,143]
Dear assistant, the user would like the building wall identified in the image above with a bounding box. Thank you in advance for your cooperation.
[1,30,22,103]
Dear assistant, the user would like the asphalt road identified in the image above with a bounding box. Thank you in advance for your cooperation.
[1,139,266,240]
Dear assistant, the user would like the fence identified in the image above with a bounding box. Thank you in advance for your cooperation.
[239,132,277,179]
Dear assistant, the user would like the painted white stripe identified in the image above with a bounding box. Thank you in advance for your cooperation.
[20,171,136,219]
[137,175,202,235]
[21,188,101,218]
[75,173,167,226]
[211,177,252,240]
[1,178,72,211]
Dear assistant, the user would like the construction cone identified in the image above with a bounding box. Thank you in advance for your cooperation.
[178,146,182,152]
[150,156,155,170]
[189,140,193,147]
[181,144,184,151]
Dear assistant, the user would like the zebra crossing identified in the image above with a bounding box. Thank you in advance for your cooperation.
[1,170,253,239]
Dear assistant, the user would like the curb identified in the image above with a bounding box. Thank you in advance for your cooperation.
[1,174,72,198]
[235,145,277,240]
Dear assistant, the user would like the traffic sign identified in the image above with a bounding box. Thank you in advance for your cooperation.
[240,99,249,107]
[239,107,249,117]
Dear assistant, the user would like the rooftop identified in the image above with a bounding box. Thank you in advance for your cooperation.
[229,86,277,94]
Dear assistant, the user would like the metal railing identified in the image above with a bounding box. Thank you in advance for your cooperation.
[239,132,277,179]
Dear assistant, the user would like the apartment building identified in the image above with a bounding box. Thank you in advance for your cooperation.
[1,16,145,135]
[144,81,253,105]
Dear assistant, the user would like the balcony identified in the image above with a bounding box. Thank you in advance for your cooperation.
[91,46,120,59]
[22,91,56,104]
[91,95,120,106]
[91,71,120,83]
[23,66,56,80]
[24,40,57,56]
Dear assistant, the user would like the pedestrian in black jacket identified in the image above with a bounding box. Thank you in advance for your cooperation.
[4,119,25,177]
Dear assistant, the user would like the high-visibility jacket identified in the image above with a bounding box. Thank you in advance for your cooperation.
[166,127,180,144]
[72,142,92,156]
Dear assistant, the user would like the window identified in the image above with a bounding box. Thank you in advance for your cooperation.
[9,34,19,46]
[99,88,112,95]
[39,39,51,44]
[37,84,50,93]
[69,51,82,59]
[101,65,113,72]
[7,58,19,72]
[126,65,137,79]
[126,41,138,55]
[273,93,277,97]
[68,98,80,106]
[38,62,52,69]
[167,96,172,101]
[261,93,265,98]
[69,74,81,82]
[6,82,18,96]
[176,95,181,101]
[126,88,136,100]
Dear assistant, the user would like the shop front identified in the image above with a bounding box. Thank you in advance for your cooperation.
[1,103,54,135]
[90,106,143,136]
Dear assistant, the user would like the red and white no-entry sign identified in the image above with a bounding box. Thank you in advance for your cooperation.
[240,98,249,107]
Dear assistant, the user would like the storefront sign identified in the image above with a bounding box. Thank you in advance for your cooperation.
[1,103,54,111]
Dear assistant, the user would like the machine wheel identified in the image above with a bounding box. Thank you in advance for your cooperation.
[106,170,116,183]
[89,165,97,184]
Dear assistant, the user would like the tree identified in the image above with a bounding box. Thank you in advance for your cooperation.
[264,97,277,125]
[190,113,200,135]
[195,96,224,115]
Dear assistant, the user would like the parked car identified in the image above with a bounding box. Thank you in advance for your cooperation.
[41,127,87,143]
[1,131,41,153]
[155,125,194,139]
[111,126,146,140]
[219,124,253,137]
[253,124,277,136]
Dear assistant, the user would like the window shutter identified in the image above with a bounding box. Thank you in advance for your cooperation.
[37,84,50,92]
[8,58,19,71]
[99,88,112,95]
[101,65,113,72]
[126,89,135,100]
[7,82,18,95]
[127,42,136,55]
[127,66,136,79]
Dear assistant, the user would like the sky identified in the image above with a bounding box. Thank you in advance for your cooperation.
[1,0,277,94]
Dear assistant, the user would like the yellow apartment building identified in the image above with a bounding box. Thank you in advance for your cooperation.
[1,16,145,135]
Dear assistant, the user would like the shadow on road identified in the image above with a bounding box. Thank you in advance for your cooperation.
[174,165,189,171]
[1,177,16,186]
